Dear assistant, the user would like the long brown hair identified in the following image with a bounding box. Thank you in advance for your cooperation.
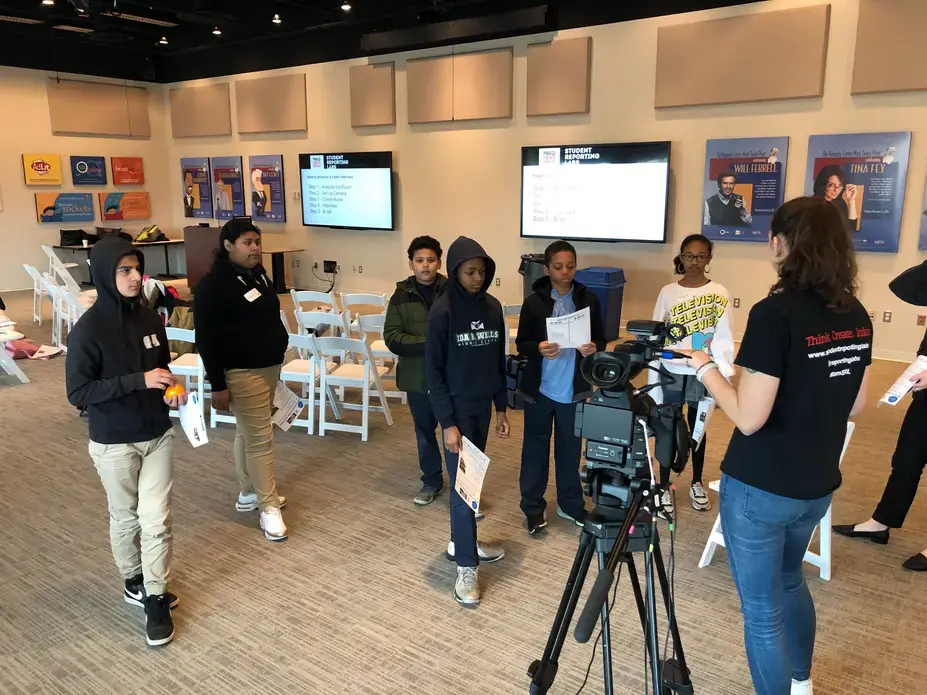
[769,196,858,312]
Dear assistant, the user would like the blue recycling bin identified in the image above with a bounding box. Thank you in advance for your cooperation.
[575,267,626,342]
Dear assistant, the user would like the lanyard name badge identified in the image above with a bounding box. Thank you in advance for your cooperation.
[238,275,262,302]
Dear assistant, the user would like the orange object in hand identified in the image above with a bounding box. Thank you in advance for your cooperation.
[164,384,186,400]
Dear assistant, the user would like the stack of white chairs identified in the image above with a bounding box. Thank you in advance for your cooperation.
[356,312,406,404]
[340,292,387,339]
[280,330,343,435]
[23,263,49,325]
[290,290,338,333]
[311,332,393,442]
[164,327,205,419]
[40,245,96,302]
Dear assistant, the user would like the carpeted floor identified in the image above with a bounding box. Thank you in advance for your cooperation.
[0,289,924,695]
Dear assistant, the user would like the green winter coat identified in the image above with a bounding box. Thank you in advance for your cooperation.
[383,274,447,393]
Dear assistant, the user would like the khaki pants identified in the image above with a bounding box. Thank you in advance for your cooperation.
[90,430,174,596]
[226,365,281,511]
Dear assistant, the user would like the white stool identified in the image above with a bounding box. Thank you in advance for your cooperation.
[697,421,855,582]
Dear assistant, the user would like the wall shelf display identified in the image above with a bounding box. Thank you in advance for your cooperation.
[112,157,145,185]
[701,137,789,243]
[100,192,151,221]
[22,154,63,186]
[249,155,286,222]
[180,157,213,219]
[804,132,912,254]
[211,156,245,220]
[70,156,107,185]
[36,192,94,223]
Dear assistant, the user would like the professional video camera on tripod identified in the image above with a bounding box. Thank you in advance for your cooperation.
[527,319,696,695]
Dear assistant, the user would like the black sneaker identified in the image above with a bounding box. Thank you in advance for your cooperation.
[527,512,548,536]
[124,575,179,610]
[144,594,175,647]
[413,485,442,506]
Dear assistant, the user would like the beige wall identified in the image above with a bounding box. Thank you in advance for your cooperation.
[4,0,926,360]
[0,68,177,292]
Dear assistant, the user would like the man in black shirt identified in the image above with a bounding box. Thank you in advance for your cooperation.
[384,236,448,505]
[703,171,753,228]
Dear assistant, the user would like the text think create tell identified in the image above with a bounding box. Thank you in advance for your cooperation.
[806,327,873,348]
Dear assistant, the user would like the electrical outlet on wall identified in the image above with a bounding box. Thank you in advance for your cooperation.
[495,278,501,286]
[883,311,892,323]
[733,298,741,308]
[918,315,926,327]
[313,262,319,270]
[358,266,363,274]
[868,310,875,320]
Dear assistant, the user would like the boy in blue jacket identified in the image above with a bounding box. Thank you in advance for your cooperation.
[426,236,509,607]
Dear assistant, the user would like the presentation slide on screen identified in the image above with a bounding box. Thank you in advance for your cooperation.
[300,153,392,230]
[522,145,669,242]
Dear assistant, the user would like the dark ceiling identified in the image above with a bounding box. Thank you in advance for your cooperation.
[0,0,763,83]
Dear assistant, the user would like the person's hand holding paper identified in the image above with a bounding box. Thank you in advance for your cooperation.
[545,306,591,350]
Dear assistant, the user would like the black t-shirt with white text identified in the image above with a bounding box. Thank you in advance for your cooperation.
[721,291,872,500]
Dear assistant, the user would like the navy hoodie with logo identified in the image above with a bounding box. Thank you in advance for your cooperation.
[66,237,172,445]
[426,236,507,429]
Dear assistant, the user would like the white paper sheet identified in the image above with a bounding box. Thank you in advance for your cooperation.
[879,354,927,406]
[271,381,304,431]
[455,436,491,514]
[28,345,62,360]
[690,396,715,447]
[545,306,591,349]
[178,392,209,448]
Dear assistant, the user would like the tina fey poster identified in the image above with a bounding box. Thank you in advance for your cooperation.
[701,137,789,243]
[804,132,912,254]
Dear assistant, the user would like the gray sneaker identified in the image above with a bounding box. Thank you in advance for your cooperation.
[454,566,480,607]
[413,486,442,506]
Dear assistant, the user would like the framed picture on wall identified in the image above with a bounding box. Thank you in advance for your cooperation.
[211,156,245,220]
[248,155,286,222]
[23,154,63,186]
[701,137,789,243]
[99,192,151,221]
[70,156,107,185]
[112,157,145,185]
[180,157,213,219]
[35,192,94,223]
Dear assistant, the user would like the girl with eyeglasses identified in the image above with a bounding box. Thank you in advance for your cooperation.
[812,164,858,234]
[647,234,735,516]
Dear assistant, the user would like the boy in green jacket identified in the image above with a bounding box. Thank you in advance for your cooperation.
[385,236,448,505]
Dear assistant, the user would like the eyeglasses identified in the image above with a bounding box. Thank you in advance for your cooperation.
[825,183,844,190]
[681,253,709,262]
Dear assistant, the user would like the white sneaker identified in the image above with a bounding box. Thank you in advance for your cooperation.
[689,482,711,512]
[236,492,287,512]
[791,678,813,695]
[454,566,480,607]
[259,507,288,542]
[446,540,505,563]
[658,489,675,521]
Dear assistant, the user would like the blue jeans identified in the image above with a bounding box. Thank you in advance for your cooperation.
[719,474,832,695]
[407,391,444,489]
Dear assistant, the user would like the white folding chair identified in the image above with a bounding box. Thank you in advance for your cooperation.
[41,245,95,300]
[280,333,343,435]
[503,303,521,346]
[291,289,338,333]
[340,292,387,339]
[356,312,406,404]
[296,309,347,396]
[0,328,29,384]
[41,273,89,348]
[23,264,49,325]
[698,421,856,581]
[311,334,393,442]
[165,327,205,419]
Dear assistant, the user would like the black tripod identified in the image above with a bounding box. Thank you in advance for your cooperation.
[527,487,693,695]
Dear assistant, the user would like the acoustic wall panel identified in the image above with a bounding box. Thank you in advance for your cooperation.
[350,63,397,127]
[47,79,151,138]
[527,37,592,117]
[407,56,454,124]
[169,83,232,138]
[235,74,308,134]
[655,5,831,108]
[852,0,927,95]
[452,48,514,121]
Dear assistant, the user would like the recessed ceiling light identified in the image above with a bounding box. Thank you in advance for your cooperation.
[341,2,351,11]
[212,26,221,35]
[42,0,55,6]
[159,35,168,44]
[272,13,281,24]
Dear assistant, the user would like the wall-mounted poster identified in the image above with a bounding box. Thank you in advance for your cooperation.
[919,178,927,251]
[805,132,912,254]
[249,155,286,222]
[701,137,789,243]
[180,157,212,219]
[112,157,145,185]
[211,156,245,221]
[99,192,151,221]
[23,153,63,186]
[70,156,107,185]
[35,192,94,223]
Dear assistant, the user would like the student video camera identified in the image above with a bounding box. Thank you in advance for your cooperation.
[574,320,691,514]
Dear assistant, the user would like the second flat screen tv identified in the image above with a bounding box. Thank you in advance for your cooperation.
[299,151,394,230]
[521,142,671,243]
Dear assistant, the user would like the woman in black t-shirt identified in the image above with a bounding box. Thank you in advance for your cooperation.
[684,197,872,695]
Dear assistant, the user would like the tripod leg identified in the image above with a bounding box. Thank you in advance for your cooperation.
[644,546,663,694]
[654,540,693,690]
[596,550,615,695]
[627,552,665,694]
[528,530,597,695]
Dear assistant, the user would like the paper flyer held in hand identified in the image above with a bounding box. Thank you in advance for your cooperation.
[879,354,927,406]
[455,437,491,513]
[545,306,591,349]
[179,392,209,448]
[271,381,304,431]
[690,396,716,447]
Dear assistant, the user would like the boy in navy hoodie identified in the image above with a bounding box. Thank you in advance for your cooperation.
[426,236,509,607]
